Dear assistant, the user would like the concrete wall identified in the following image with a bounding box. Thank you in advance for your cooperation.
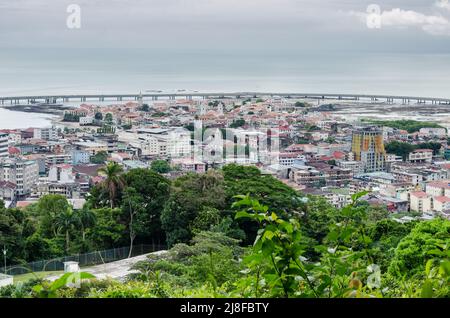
[0,275,13,287]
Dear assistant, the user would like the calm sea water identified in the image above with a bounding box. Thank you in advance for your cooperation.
[0,108,57,129]
[1,48,450,128]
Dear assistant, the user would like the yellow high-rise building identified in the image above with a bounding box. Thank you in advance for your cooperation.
[351,126,386,173]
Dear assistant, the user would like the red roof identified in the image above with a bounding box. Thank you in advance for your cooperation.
[411,191,428,199]
[55,164,72,169]
[8,147,20,155]
[0,181,16,189]
[279,153,301,158]
[427,181,450,189]
[434,196,450,203]
[413,149,433,153]
[333,151,346,160]
[16,201,35,208]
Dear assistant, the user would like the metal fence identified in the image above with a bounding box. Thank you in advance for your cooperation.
[0,244,166,276]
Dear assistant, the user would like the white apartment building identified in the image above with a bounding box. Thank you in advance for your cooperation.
[0,158,39,196]
[5,131,21,146]
[125,129,191,159]
[278,153,306,167]
[45,153,73,168]
[133,136,167,157]
[409,149,433,163]
[72,141,108,156]
[409,191,432,213]
[79,117,94,125]
[419,128,447,138]
[0,133,8,158]
[386,153,402,163]
[338,161,364,176]
[433,196,450,213]
[48,164,76,183]
[34,127,58,140]
[425,181,450,197]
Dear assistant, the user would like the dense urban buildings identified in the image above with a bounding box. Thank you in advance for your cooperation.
[1,96,450,221]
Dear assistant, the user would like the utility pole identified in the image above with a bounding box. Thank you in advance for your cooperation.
[2,246,7,274]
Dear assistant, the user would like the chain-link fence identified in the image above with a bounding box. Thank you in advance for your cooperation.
[0,244,166,276]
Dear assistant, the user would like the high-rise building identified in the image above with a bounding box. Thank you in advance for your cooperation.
[0,133,8,158]
[351,126,386,173]
[0,158,39,196]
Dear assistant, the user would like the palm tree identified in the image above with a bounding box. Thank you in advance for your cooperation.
[98,162,126,208]
[54,208,81,252]
[77,208,97,242]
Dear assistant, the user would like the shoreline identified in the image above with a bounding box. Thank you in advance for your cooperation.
[0,104,75,116]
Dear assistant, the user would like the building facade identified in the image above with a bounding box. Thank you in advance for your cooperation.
[0,158,39,196]
[351,126,386,173]
[0,133,8,158]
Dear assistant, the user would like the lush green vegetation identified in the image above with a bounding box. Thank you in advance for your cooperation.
[365,119,444,133]
[385,141,443,160]
[90,151,108,164]
[139,104,150,112]
[295,101,309,108]
[151,112,169,118]
[63,113,81,122]
[229,119,246,128]
[94,112,103,120]
[150,160,171,174]
[1,164,449,298]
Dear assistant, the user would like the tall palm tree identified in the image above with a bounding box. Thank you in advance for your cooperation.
[98,162,126,208]
[76,208,97,242]
[54,208,81,252]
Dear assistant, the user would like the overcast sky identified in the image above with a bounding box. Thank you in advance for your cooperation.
[1,0,450,52]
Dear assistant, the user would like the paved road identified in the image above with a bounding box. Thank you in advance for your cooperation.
[46,250,167,282]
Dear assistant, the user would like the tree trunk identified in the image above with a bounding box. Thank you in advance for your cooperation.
[128,235,135,258]
[66,230,70,252]
[128,204,135,258]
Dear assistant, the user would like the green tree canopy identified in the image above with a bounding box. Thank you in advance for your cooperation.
[151,160,171,174]
[389,218,450,277]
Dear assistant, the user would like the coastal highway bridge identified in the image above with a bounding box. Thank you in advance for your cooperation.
[1,92,450,105]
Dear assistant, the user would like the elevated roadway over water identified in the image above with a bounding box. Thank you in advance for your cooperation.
[1,92,450,105]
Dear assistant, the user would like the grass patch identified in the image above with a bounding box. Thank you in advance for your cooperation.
[13,271,64,284]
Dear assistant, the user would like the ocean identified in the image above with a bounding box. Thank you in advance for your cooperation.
[1,48,450,128]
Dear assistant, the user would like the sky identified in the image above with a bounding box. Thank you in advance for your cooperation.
[1,0,450,52]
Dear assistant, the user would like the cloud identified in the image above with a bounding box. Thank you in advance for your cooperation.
[435,0,450,11]
[349,7,450,36]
